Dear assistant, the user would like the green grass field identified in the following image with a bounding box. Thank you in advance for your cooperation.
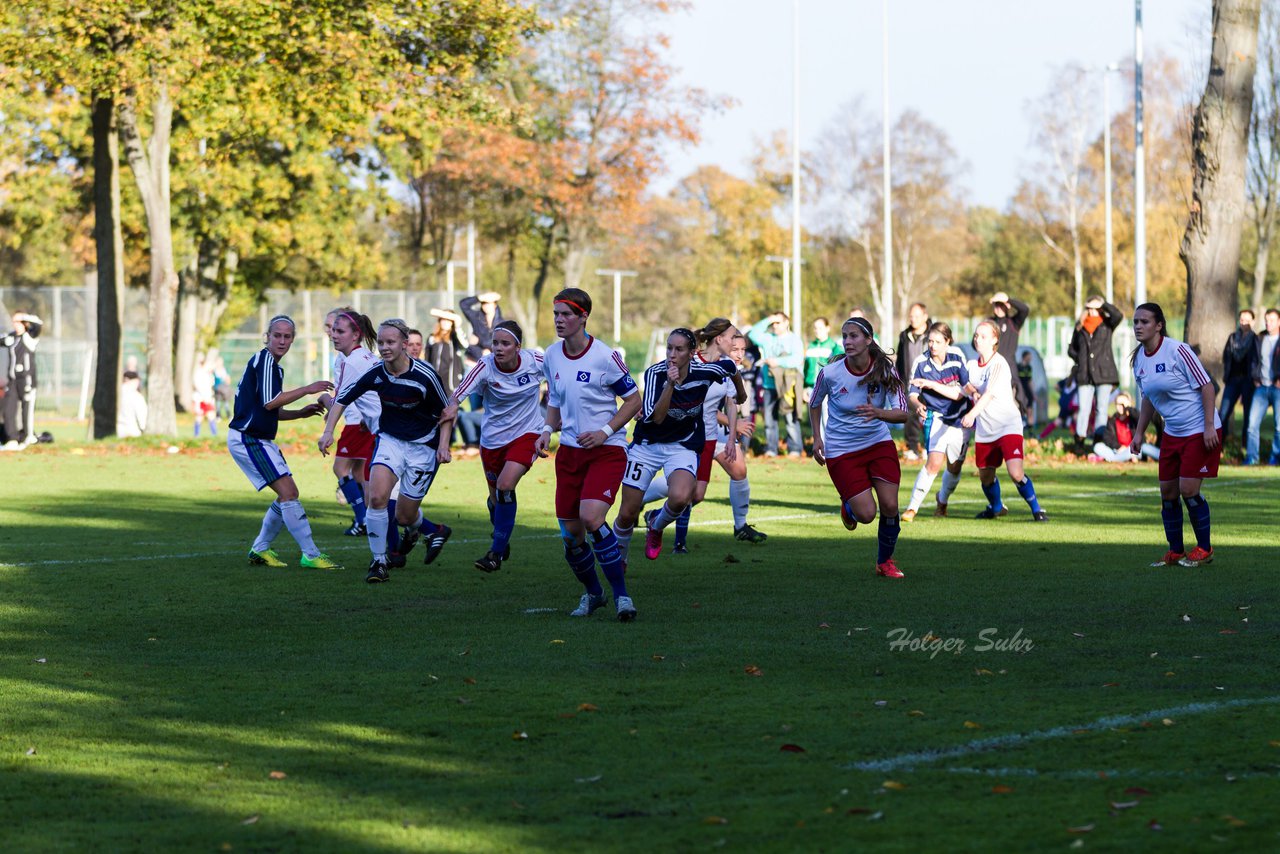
[2,423,1278,852]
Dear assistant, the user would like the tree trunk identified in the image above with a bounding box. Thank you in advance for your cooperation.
[90,96,126,439]
[174,263,199,414]
[119,87,179,436]
[1182,0,1262,383]
[1253,213,1273,311]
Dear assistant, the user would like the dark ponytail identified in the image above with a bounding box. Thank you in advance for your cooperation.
[333,306,376,350]
[1130,302,1167,367]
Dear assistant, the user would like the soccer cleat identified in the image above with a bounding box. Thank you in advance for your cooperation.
[934,502,948,517]
[840,501,857,531]
[616,595,638,622]
[473,550,503,573]
[876,558,905,579]
[387,526,419,568]
[901,509,917,523]
[248,548,287,568]
[734,524,768,543]
[974,506,1008,519]
[1178,546,1214,567]
[672,543,690,555]
[1032,510,1049,522]
[343,522,367,537]
[300,553,342,570]
[569,592,607,617]
[423,524,452,565]
[644,510,663,560]
[366,559,389,584]
[1149,550,1186,567]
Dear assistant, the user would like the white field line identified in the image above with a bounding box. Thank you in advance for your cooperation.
[0,477,1269,570]
[846,695,1280,774]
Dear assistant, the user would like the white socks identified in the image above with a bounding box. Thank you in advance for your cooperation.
[252,501,284,553]
[614,521,634,562]
[279,499,319,559]
[938,470,960,505]
[729,478,750,528]
[365,506,389,560]
[652,501,680,530]
[908,467,939,513]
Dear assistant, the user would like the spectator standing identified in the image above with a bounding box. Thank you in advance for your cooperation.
[747,312,804,457]
[1,312,42,450]
[1220,309,1258,443]
[117,371,148,437]
[988,292,1030,410]
[406,328,425,361]
[1244,307,1280,465]
[803,317,840,404]
[1067,296,1123,454]
[895,302,932,459]
[192,351,219,437]
[426,309,465,396]
[460,292,504,359]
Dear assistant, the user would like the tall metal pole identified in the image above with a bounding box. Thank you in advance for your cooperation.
[1134,0,1146,308]
[766,255,794,315]
[1103,71,1115,304]
[596,269,636,345]
[882,0,894,335]
[791,0,803,334]
[466,221,477,295]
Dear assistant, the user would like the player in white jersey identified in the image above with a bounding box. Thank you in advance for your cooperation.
[534,288,642,621]
[1129,303,1222,567]
[445,319,547,572]
[640,321,766,552]
[902,322,973,520]
[809,317,909,578]
[322,309,381,537]
[961,320,1048,522]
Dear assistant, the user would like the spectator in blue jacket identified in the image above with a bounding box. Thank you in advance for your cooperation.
[747,312,805,457]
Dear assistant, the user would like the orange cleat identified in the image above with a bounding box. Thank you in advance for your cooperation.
[1178,546,1214,567]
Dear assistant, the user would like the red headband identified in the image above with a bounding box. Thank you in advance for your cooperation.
[555,298,588,316]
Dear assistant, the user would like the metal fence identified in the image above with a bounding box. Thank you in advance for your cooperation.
[2,284,1183,418]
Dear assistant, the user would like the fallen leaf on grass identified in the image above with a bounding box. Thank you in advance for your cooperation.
[34,658,46,664]
[457,648,470,656]
[907,710,925,717]
[1162,718,1175,726]
[241,815,259,825]
[691,602,701,608]
[846,807,873,815]
[964,721,983,729]
[1072,632,1085,638]
[779,744,806,753]
[550,640,565,644]
[575,774,602,783]
[974,668,993,676]
[1220,629,1238,635]
[652,654,665,661]
[1269,740,1280,748]
[873,700,888,707]
[1224,815,1247,827]
[818,623,830,629]
[1165,672,1176,677]
[882,780,907,791]
[1182,614,1191,622]
[463,677,477,685]
[268,771,287,780]
[1066,823,1095,834]
[577,703,599,712]
[1102,682,1120,688]
[25,748,36,756]
[1149,819,1163,831]
[1124,787,1152,796]
[743,665,763,677]
[512,731,528,741]
[866,811,884,821]
[1111,800,1139,810]
[991,785,1014,794]
[702,816,728,825]
[457,697,471,705]
[722,554,740,564]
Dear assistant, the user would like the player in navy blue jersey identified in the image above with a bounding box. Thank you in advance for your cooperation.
[610,328,737,566]
[902,322,973,521]
[227,315,341,570]
[319,318,455,583]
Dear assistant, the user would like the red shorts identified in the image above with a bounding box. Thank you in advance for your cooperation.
[195,400,215,418]
[974,434,1024,469]
[1158,429,1222,481]
[695,439,717,482]
[481,432,541,482]
[337,423,376,460]
[826,441,901,501]
[554,444,628,519]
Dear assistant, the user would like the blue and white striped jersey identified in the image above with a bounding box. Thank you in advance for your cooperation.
[337,359,449,445]
[909,347,972,426]
[229,349,284,440]
[633,358,737,452]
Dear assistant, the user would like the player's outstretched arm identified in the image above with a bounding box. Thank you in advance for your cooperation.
[267,380,333,412]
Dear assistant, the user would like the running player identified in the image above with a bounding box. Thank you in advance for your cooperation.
[228,315,340,570]
[534,289,642,621]
[809,316,908,578]
[319,318,454,583]
[611,327,738,566]
[1130,302,1222,567]
[641,322,766,552]
[902,322,972,521]
[326,308,380,536]
[961,321,1048,522]
[445,319,547,573]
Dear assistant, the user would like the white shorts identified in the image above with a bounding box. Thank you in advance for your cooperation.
[227,429,291,491]
[371,434,439,501]
[622,442,698,493]
[927,421,971,465]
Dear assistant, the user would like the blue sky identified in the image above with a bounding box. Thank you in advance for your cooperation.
[658,0,1209,210]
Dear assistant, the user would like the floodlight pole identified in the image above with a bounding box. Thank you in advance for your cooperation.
[445,259,470,309]
[1134,0,1146,308]
[791,0,804,335]
[882,0,894,336]
[596,269,637,345]
[1102,64,1119,305]
[766,255,793,315]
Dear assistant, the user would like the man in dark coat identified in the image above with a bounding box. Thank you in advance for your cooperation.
[895,302,931,459]
[988,291,1030,409]
[1066,296,1123,454]
[1219,308,1258,443]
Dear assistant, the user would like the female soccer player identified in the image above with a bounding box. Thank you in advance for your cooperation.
[534,288,642,621]
[445,319,547,573]
[961,321,1048,522]
[611,327,738,568]
[228,315,340,570]
[319,318,454,584]
[809,316,908,578]
[1129,303,1222,567]
[641,323,765,552]
[902,322,972,521]
[325,308,381,536]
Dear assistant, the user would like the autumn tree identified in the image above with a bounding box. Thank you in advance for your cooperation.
[1182,0,1261,379]
[1247,0,1280,312]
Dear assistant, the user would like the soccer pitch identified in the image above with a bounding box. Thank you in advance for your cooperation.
[2,428,1278,851]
